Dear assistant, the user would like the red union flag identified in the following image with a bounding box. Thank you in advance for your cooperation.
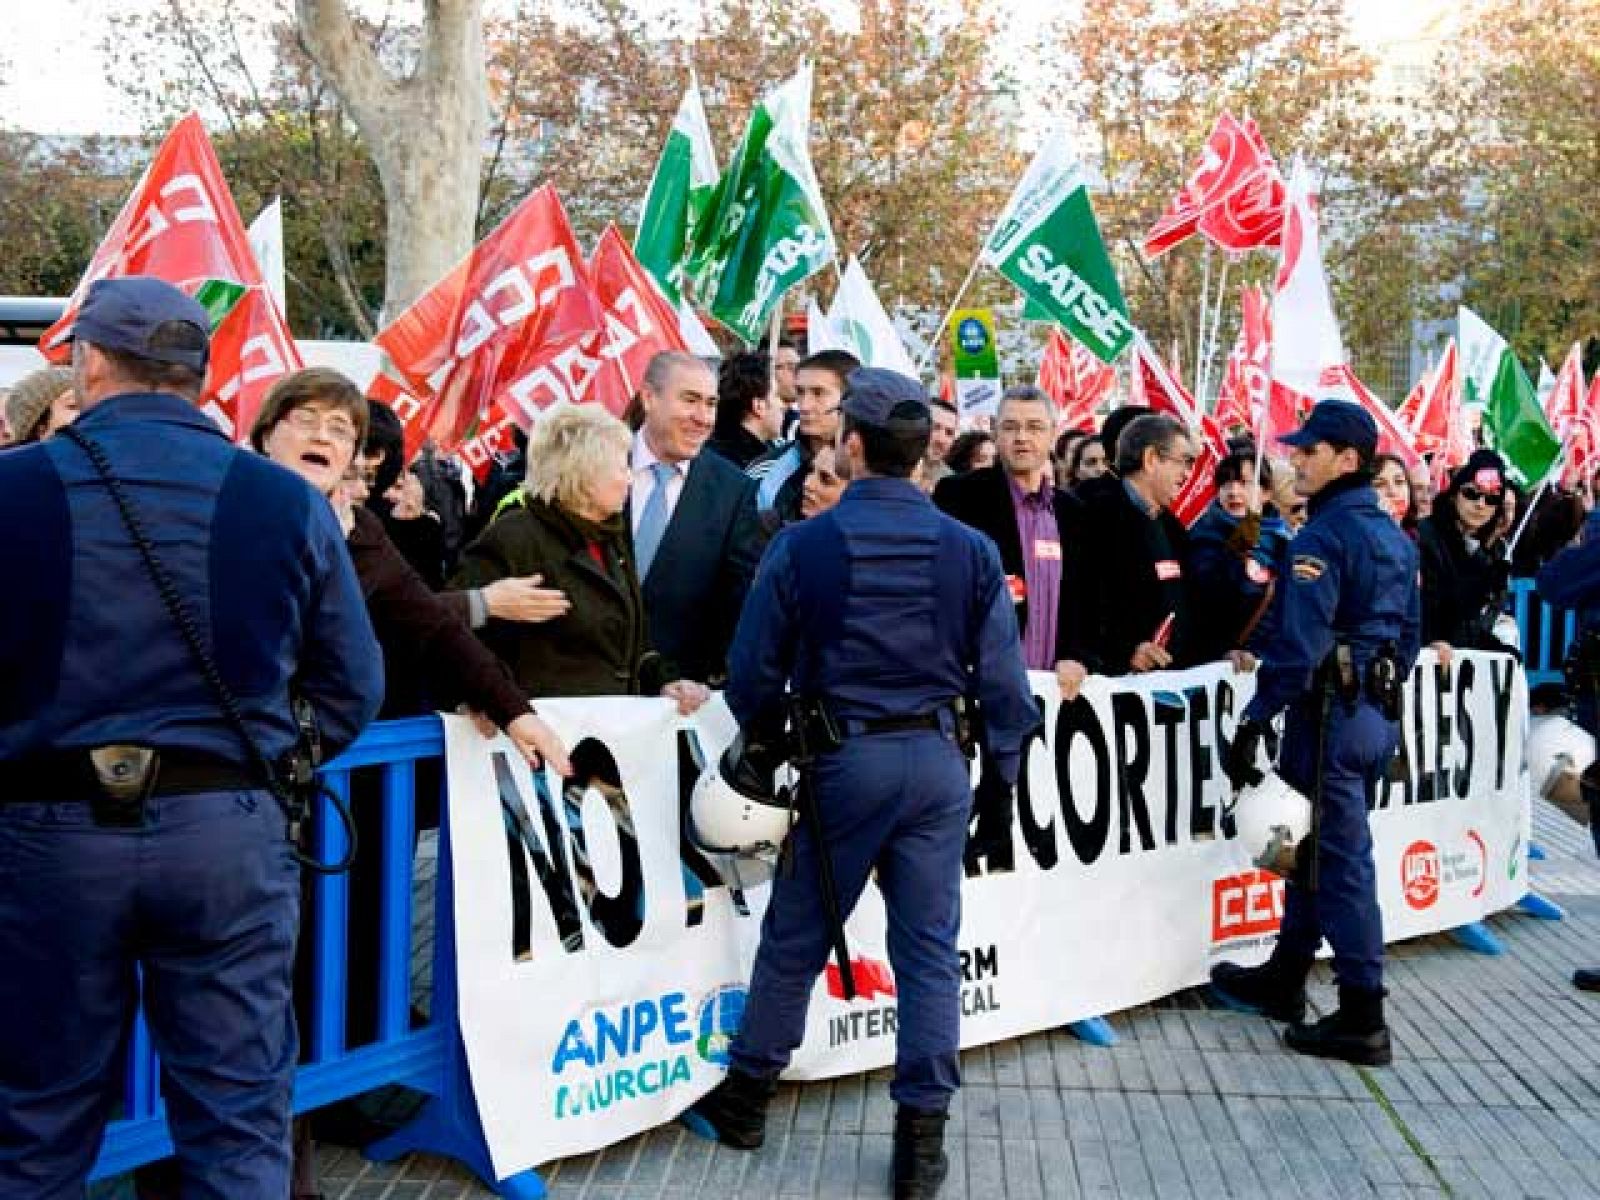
[1196,116,1285,252]
[1132,338,1229,525]
[1547,343,1597,487]
[825,956,897,1002]
[1399,339,1463,465]
[1214,285,1271,432]
[1037,326,1114,433]
[39,112,299,439]
[1573,372,1600,489]
[1143,112,1274,259]
[584,225,691,416]
[376,185,602,451]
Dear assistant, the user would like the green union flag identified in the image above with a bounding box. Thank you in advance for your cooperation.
[633,75,719,306]
[1461,305,1561,487]
[983,136,1133,364]
[688,63,835,345]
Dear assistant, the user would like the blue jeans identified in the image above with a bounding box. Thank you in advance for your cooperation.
[731,730,971,1110]
[0,789,300,1199]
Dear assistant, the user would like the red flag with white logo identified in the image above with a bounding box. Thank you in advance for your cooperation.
[1143,112,1277,260]
[1398,339,1463,466]
[1265,158,1345,448]
[1195,116,1285,253]
[1573,371,1600,490]
[1037,326,1114,433]
[1547,343,1595,487]
[1132,338,1230,525]
[585,224,692,416]
[1214,285,1271,433]
[375,185,603,452]
[38,112,299,439]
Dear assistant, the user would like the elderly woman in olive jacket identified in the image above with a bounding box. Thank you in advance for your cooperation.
[453,404,709,712]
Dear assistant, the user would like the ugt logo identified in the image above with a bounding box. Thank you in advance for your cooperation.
[1401,840,1440,911]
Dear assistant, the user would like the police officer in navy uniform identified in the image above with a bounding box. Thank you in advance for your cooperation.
[685,368,1036,1198]
[0,277,383,1197]
[1211,400,1419,1066]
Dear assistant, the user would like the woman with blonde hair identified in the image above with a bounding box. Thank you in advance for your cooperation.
[6,366,78,445]
[453,404,708,711]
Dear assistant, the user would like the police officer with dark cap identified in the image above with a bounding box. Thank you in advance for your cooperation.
[1211,399,1419,1066]
[0,276,383,1196]
[684,367,1036,1198]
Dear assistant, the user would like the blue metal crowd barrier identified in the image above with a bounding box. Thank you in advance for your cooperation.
[1510,577,1578,687]
[85,587,1582,1189]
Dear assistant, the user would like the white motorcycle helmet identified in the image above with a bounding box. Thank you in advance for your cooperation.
[1492,612,1522,655]
[689,738,797,887]
[1526,713,1596,811]
[1225,772,1312,876]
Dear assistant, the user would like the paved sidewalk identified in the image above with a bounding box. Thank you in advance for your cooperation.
[313,797,1600,1197]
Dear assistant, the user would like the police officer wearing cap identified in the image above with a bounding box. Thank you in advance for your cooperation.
[1211,400,1419,1066]
[0,277,383,1196]
[685,368,1036,1199]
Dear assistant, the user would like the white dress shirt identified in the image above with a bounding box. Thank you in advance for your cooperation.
[630,434,688,536]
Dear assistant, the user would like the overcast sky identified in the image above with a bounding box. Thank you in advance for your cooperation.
[0,0,1458,138]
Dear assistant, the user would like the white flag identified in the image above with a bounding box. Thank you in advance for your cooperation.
[1269,158,1344,403]
[806,297,846,354]
[247,197,287,320]
[676,299,721,359]
[826,257,919,378]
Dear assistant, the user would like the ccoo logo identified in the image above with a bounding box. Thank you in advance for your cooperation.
[1402,840,1440,910]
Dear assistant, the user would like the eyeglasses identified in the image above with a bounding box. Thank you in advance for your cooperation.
[997,420,1052,437]
[286,407,359,445]
[1160,449,1198,470]
[1458,484,1503,507]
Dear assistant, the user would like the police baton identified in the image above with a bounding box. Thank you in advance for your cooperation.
[788,698,857,1001]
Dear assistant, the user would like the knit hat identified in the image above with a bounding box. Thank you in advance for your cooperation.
[5,366,74,444]
[1446,448,1507,498]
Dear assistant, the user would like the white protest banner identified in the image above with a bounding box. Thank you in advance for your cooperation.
[447,651,1530,1179]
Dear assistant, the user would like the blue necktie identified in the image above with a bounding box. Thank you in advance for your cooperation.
[634,461,676,578]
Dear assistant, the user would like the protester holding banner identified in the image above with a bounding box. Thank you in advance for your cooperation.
[707,351,783,469]
[1213,400,1419,1067]
[1186,452,1292,664]
[1418,449,1515,660]
[0,278,384,1198]
[1060,413,1197,684]
[747,348,858,526]
[4,365,78,445]
[686,368,1036,1200]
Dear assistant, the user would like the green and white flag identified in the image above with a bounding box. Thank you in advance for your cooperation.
[689,63,836,345]
[828,256,919,377]
[1460,305,1560,488]
[983,134,1133,364]
[634,73,719,305]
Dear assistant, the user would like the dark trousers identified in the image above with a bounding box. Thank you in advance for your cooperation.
[0,790,300,1199]
[730,730,971,1110]
[1275,699,1398,991]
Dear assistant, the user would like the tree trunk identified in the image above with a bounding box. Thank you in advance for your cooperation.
[296,0,487,320]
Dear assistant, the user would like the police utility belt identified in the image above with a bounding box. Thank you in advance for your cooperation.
[0,747,259,826]
[1330,643,1403,721]
[836,698,979,758]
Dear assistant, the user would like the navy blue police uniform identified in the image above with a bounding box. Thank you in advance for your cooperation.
[0,278,383,1198]
[689,368,1035,1196]
[1212,401,1419,1066]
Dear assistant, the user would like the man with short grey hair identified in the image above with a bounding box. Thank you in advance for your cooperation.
[1061,412,1197,679]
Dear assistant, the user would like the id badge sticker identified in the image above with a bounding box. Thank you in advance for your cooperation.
[1154,559,1182,582]
[1034,538,1062,561]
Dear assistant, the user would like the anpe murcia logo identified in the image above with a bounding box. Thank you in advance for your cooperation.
[695,985,746,1069]
[1402,840,1440,911]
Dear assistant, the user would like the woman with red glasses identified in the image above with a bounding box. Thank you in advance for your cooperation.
[1418,449,1516,662]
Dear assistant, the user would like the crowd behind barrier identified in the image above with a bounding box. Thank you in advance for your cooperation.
[88,587,1570,1189]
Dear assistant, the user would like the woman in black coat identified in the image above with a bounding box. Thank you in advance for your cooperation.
[452,404,709,711]
[1417,449,1514,658]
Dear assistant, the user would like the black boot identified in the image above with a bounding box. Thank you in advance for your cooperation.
[1284,984,1392,1066]
[682,1068,775,1149]
[1574,968,1600,992]
[892,1105,950,1200]
[1209,952,1311,1022]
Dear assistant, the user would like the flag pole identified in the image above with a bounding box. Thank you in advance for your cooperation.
[1194,242,1212,398]
[1198,257,1230,408]
[916,252,984,375]
[1507,435,1570,558]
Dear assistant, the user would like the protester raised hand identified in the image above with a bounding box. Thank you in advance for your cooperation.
[481,574,571,624]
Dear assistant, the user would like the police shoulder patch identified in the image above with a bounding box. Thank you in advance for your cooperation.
[1291,554,1327,582]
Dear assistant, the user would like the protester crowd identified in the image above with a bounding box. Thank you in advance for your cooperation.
[0,315,1572,1200]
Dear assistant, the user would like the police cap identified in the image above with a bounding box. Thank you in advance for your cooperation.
[840,367,930,428]
[70,277,211,373]
[1278,399,1377,457]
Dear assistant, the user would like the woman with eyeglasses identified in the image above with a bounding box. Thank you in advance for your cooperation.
[1417,449,1516,663]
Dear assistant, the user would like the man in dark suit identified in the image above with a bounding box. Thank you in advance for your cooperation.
[631,351,765,685]
[933,383,1078,867]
